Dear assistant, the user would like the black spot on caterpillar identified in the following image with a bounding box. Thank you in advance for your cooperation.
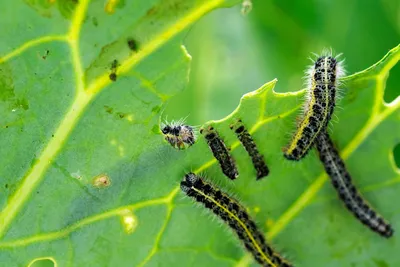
[315,131,393,238]
[230,119,269,180]
[181,173,292,267]
[160,119,196,150]
[200,126,238,180]
[109,59,118,82]
[284,53,345,161]
[127,38,139,52]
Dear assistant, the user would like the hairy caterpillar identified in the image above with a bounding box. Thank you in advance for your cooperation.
[181,173,292,267]
[315,131,393,238]
[160,119,196,150]
[284,53,345,161]
[230,119,269,179]
[200,126,238,180]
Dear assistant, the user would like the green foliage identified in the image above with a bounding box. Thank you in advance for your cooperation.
[0,1,399,267]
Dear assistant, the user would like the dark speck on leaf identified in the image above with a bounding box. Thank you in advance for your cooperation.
[127,38,138,51]
[147,7,156,16]
[109,59,118,81]
[111,59,118,69]
[92,17,98,27]
[104,105,113,114]
[42,50,50,60]
[109,73,117,81]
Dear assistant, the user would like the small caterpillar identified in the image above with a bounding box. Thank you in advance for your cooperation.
[181,173,292,267]
[200,126,238,180]
[284,53,345,161]
[160,119,196,150]
[230,119,269,179]
[315,131,393,238]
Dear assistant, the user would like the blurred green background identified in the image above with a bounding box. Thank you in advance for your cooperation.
[166,0,400,168]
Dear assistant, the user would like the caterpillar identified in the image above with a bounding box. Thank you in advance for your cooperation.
[284,53,345,161]
[181,173,292,267]
[160,119,196,150]
[230,119,269,179]
[200,126,238,180]
[315,131,393,238]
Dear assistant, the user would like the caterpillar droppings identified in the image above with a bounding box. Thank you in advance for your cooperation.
[181,173,292,267]
[127,38,139,52]
[200,126,238,180]
[160,119,196,150]
[230,119,269,179]
[109,59,118,82]
[315,131,393,238]
[284,53,345,161]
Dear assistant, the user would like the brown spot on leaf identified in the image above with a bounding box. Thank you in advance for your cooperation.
[146,6,156,16]
[104,105,114,114]
[92,174,111,188]
[42,50,50,60]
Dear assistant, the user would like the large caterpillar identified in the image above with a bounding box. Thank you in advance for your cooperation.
[315,131,393,238]
[181,173,292,267]
[284,53,344,161]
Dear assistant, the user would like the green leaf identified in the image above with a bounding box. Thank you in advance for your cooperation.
[0,1,399,267]
[0,0,240,266]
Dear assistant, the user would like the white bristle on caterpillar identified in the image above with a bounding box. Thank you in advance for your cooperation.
[283,50,346,161]
[160,118,197,150]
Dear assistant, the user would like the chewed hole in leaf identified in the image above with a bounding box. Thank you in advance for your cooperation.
[28,258,55,267]
[384,60,400,103]
[393,143,400,170]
